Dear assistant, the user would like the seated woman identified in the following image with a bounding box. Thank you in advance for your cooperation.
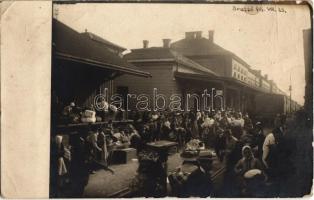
[235,145,263,175]
[234,145,266,196]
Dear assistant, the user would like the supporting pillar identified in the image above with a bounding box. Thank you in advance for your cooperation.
[222,82,226,111]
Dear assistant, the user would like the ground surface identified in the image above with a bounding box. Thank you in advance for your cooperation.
[83,150,224,197]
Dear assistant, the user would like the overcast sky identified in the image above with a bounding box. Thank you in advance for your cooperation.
[55,3,311,105]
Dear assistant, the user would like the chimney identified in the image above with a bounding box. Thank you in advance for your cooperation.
[143,40,149,48]
[195,31,202,39]
[185,32,195,39]
[208,30,214,42]
[163,39,171,48]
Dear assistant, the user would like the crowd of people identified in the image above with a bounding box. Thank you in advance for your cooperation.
[51,107,293,197]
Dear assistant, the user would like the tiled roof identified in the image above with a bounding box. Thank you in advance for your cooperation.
[125,47,174,60]
[125,47,218,76]
[52,19,150,77]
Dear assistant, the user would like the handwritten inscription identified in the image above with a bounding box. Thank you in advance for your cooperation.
[233,5,287,14]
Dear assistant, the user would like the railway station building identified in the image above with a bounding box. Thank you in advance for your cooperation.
[112,31,300,116]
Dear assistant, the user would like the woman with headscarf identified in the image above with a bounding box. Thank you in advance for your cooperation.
[235,145,263,175]
[235,145,265,196]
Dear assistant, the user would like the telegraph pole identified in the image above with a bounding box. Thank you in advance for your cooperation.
[289,74,292,114]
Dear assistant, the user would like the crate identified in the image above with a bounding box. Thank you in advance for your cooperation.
[111,148,137,164]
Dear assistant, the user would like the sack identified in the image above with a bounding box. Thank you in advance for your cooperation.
[82,110,96,118]
[244,169,262,179]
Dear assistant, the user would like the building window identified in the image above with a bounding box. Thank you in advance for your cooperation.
[233,72,236,77]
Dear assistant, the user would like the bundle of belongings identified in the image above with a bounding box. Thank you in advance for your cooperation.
[168,159,213,197]
[96,99,118,121]
[95,99,118,113]
[59,102,82,124]
[111,129,131,149]
[58,101,119,124]
[169,138,215,197]
[180,139,205,158]
[129,149,167,197]
[81,110,96,123]
[179,139,215,181]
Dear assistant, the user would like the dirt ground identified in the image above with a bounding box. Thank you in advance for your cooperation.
[83,151,224,197]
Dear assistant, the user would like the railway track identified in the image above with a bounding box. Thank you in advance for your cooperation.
[107,164,227,198]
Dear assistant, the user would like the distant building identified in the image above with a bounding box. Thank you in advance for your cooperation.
[170,31,277,93]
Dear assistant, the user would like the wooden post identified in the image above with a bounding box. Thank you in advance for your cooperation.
[222,82,226,111]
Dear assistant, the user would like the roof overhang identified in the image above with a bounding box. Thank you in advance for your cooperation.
[55,52,151,78]
[127,58,175,63]
[220,77,269,94]
[53,19,151,78]
[174,71,219,82]
[174,71,269,94]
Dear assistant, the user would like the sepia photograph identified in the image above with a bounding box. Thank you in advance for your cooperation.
[50,2,313,198]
